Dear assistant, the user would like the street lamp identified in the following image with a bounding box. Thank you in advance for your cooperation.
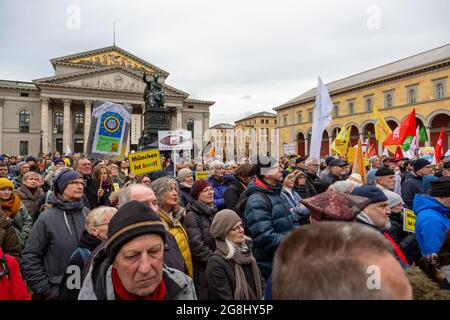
[39,129,43,158]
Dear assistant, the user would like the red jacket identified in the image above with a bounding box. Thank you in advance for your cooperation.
[0,248,31,300]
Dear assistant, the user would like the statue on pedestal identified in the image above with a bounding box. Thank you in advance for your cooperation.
[143,73,165,110]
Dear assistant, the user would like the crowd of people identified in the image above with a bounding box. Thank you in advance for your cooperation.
[0,150,450,300]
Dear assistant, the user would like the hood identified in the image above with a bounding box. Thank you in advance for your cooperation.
[222,174,238,186]
[207,176,224,187]
[186,200,218,217]
[79,230,102,251]
[47,191,85,213]
[405,171,421,181]
[246,178,281,196]
[413,194,450,217]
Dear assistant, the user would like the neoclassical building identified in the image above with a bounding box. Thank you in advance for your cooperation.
[0,45,214,156]
[275,43,450,157]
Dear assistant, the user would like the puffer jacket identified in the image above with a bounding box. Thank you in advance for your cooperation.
[184,200,218,300]
[20,191,89,300]
[223,174,247,212]
[78,250,197,300]
[413,194,450,256]
[402,173,424,209]
[244,178,299,279]
[0,212,21,259]
[158,206,193,278]
[387,211,421,264]
[16,185,44,221]
[207,176,228,210]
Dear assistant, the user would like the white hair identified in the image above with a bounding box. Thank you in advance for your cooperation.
[224,235,252,260]
[85,206,117,230]
[208,160,225,177]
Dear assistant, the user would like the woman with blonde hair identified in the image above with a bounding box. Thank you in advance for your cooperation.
[93,165,113,206]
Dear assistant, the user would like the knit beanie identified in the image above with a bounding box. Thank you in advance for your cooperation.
[375,167,395,177]
[190,180,212,200]
[430,176,450,198]
[53,158,65,166]
[210,209,242,241]
[25,156,37,163]
[385,190,403,209]
[351,186,388,204]
[412,159,431,172]
[16,161,26,173]
[177,168,192,182]
[0,178,14,190]
[106,201,166,262]
[253,155,278,179]
[54,168,83,194]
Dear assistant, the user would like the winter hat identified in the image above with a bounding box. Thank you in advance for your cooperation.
[106,201,166,262]
[325,156,335,166]
[210,209,242,241]
[295,156,307,165]
[412,159,431,172]
[331,181,358,194]
[444,162,450,169]
[177,168,192,182]
[54,168,83,194]
[430,177,450,198]
[375,167,395,177]
[301,191,370,222]
[423,175,439,192]
[15,161,26,172]
[190,180,212,200]
[147,170,169,182]
[253,155,278,179]
[25,156,37,163]
[347,173,363,186]
[0,178,14,190]
[53,158,65,166]
[384,190,403,209]
[351,186,388,204]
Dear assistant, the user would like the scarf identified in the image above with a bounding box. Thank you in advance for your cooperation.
[215,239,263,300]
[1,193,21,218]
[111,267,166,300]
[102,179,112,190]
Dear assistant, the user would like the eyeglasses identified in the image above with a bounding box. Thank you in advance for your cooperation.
[0,189,13,193]
[230,224,244,232]
[69,180,86,187]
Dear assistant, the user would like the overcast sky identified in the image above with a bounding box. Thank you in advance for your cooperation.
[1,0,449,126]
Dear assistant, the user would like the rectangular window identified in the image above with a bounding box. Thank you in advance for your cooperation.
[19,141,29,156]
[333,105,339,117]
[407,86,418,104]
[265,119,269,124]
[384,92,394,108]
[348,101,354,115]
[261,119,264,124]
[434,80,446,99]
[20,92,29,97]
[308,110,313,122]
[365,97,373,112]
[297,112,302,124]
[283,116,287,126]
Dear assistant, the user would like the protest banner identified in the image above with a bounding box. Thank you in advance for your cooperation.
[158,131,193,151]
[347,147,356,163]
[195,171,209,181]
[86,101,132,160]
[418,147,436,165]
[283,144,295,156]
[128,149,162,175]
[403,209,416,233]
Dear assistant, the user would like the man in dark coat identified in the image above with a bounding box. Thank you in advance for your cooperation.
[223,164,254,214]
[321,159,348,185]
[75,158,99,210]
[401,159,434,209]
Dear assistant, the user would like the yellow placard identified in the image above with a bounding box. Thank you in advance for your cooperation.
[128,149,162,175]
[195,171,209,181]
[347,147,356,163]
[364,158,370,167]
[403,209,416,233]
[113,183,120,191]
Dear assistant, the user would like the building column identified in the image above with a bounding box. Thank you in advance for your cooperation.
[41,97,50,154]
[359,133,364,143]
[328,136,333,156]
[176,106,183,130]
[63,99,72,153]
[83,100,92,153]
[426,127,431,147]
[48,104,53,152]
[0,99,4,152]
[304,138,308,156]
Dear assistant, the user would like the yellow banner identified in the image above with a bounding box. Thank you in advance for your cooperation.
[373,106,397,154]
[403,209,416,233]
[331,126,350,156]
[128,149,162,175]
[347,147,356,163]
[195,171,209,181]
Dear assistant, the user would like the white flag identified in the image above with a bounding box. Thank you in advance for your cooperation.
[65,145,72,156]
[309,77,333,161]
[382,147,389,157]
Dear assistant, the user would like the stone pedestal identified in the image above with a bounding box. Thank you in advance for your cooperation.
[138,107,170,151]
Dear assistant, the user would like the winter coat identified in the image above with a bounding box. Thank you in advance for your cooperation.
[206,248,263,300]
[405,267,450,300]
[387,211,421,264]
[13,175,23,189]
[163,231,189,275]
[207,176,228,210]
[179,183,194,208]
[184,200,218,299]
[59,230,102,300]
[0,248,32,300]
[78,250,197,300]
[223,174,246,212]
[280,187,309,223]
[83,175,100,210]
[92,178,112,207]
[321,172,344,185]
[20,192,89,300]
[401,173,424,209]
[9,203,32,252]
[244,178,299,279]
[0,212,21,259]
[158,207,193,278]
[302,170,319,199]
[413,194,450,256]
[16,185,44,222]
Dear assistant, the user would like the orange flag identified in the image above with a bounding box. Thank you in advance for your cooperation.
[353,139,367,184]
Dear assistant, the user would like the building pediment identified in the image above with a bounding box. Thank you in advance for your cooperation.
[50,45,169,77]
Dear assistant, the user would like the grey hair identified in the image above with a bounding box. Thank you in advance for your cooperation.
[85,206,117,230]
[118,183,151,207]
[208,160,225,178]
[305,157,318,167]
[224,235,252,260]
[329,181,358,194]
[150,176,179,210]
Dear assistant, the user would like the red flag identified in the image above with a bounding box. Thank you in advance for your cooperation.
[365,143,377,157]
[435,127,445,164]
[383,109,416,146]
[394,146,404,160]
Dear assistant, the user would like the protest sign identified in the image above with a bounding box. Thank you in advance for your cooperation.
[195,171,209,181]
[158,131,193,151]
[418,147,436,165]
[283,144,295,155]
[403,209,416,233]
[128,149,162,175]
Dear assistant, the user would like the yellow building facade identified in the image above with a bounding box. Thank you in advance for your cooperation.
[275,44,450,157]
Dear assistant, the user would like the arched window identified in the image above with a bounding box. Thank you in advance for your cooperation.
[366,98,372,112]
[348,102,354,115]
[408,89,416,104]
[333,105,339,117]
[19,110,30,133]
[73,112,84,135]
[386,94,393,107]
[54,111,64,134]
[436,83,444,99]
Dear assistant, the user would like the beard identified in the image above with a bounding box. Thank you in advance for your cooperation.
[384,219,391,231]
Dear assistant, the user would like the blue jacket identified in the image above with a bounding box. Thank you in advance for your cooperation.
[280,188,309,219]
[244,178,299,279]
[413,194,450,256]
[207,176,228,210]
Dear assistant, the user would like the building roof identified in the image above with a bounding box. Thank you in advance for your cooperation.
[184,98,215,106]
[275,43,450,110]
[209,123,235,129]
[235,111,277,123]
[0,80,38,90]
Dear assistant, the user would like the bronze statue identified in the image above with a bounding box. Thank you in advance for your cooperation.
[143,72,165,110]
